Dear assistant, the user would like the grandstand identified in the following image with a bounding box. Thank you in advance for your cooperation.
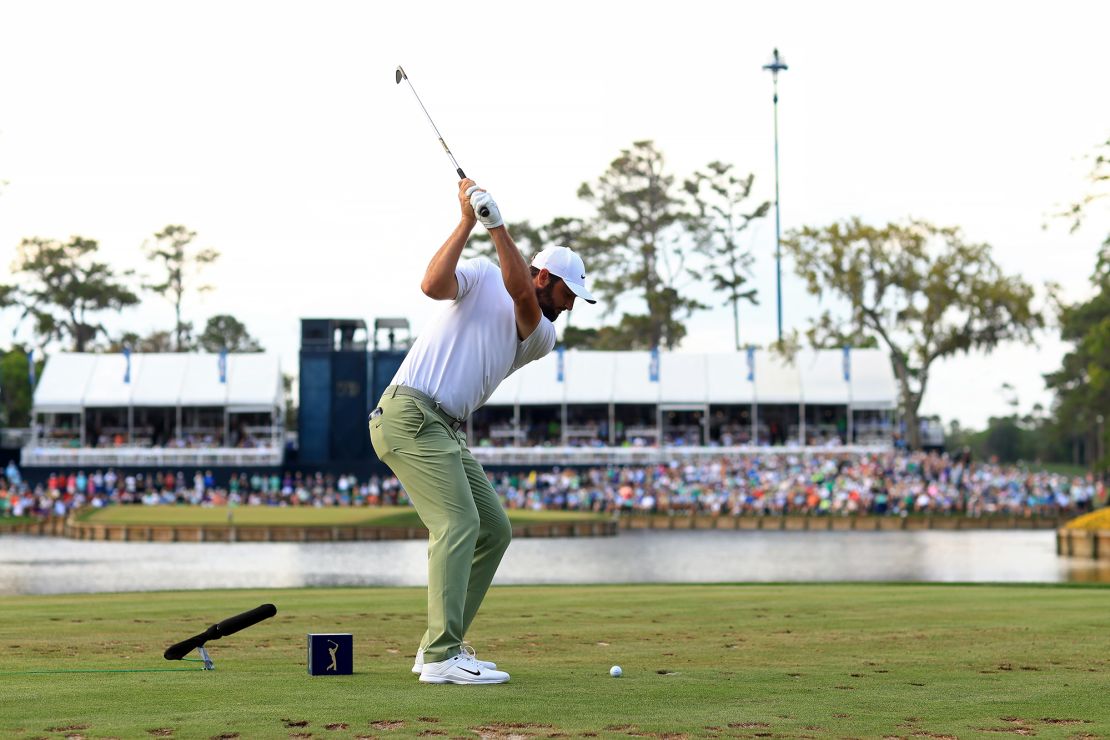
[15,343,898,472]
[21,352,284,468]
[468,347,898,465]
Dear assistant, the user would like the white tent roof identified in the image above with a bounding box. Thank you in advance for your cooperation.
[32,352,282,412]
[565,351,618,406]
[705,352,755,404]
[797,350,848,405]
[612,352,661,404]
[484,348,896,408]
[131,354,187,406]
[849,349,900,409]
[227,353,286,412]
[180,354,229,406]
[31,353,97,413]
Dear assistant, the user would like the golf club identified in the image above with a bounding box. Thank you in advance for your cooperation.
[164,603,277,669]
[395,65,489,217]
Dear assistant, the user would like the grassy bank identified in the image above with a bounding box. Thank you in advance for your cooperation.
[1,584,1108,738]
[1065,506,1110,531]
[76,505,607,529]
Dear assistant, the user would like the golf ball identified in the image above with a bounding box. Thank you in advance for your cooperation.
[609,665,622,678]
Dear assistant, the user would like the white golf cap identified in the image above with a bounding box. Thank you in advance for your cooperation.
[531,246,596,304]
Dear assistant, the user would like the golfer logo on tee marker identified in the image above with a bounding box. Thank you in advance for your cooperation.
[369,178,595,685]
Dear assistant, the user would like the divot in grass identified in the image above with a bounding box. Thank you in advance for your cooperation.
[370,720,405,731]
[975,728,1036,736]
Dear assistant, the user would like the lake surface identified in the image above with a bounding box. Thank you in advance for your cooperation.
[1,530,1107,595]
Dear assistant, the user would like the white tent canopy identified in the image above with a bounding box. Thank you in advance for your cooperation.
[32,352,283,412]
[485,348,896,408]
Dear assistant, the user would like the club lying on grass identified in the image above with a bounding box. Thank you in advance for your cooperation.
[164,603,277,669]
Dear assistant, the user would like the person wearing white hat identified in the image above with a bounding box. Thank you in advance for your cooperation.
[368,179,594,685]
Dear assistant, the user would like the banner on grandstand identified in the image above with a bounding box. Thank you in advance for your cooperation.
[123,347,131,384]
[842,346,851,382]
[746,346,755,382]
[649,347,659,383]
[556,345,564,383]
[218,349,228,384]
[28,349,35,389]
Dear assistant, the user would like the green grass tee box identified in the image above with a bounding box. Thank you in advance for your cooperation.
[1,584,1108,739]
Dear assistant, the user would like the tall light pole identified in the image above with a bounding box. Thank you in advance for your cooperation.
[763,48,788,342]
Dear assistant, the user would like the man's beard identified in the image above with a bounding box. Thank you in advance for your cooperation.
[536,280,561,322]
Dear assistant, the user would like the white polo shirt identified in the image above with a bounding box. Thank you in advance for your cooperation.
[391,257,557,419]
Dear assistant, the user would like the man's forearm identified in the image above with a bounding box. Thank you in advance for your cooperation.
[489,226,533,302]
[421,218,475,299]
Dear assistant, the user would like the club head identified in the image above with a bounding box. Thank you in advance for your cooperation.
[395,66,406,84]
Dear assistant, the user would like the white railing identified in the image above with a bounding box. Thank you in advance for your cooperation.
[20,446,283,467]
[469,444,892,466]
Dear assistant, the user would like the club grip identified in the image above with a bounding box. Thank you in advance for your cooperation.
[456,168,489,217]
[217,603,277,637]
[164,628,216,661]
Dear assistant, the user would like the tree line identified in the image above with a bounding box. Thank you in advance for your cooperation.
[937,137,1108,469]
[0,224,263,426]
[1,136,1106,468]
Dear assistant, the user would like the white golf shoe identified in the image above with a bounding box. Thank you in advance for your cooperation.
[418,651,509,685]
[412,644,497,675]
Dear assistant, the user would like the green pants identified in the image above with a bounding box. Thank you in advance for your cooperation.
[368,386,512,663]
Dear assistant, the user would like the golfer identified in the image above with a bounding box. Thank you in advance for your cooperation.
[369,179,595,684]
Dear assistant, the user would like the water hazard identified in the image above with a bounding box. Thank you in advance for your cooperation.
[1,530,1107,595]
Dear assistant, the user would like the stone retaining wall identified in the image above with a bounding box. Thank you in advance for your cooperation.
[620,513,1062,532]
[1056,528,1110,559]
[1,517,618,542]
[1,514,1066,542]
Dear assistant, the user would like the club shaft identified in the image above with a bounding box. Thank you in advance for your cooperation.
[401,77,464,176]
[397,68,485,215]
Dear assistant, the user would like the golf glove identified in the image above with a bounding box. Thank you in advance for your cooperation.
[466,185,504,230]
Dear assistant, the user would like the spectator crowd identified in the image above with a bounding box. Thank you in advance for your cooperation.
[2,452,1104,522]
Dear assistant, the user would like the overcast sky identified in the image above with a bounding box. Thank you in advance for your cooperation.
[1,0,1108,428]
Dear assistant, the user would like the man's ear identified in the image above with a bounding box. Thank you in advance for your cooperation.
[535,268,551,287]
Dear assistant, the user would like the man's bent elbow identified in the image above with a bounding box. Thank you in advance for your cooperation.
[421,279,452,300]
